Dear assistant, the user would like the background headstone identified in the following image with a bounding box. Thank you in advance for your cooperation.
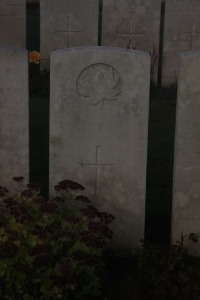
[0,0,26,48]
[162,0,200,86]
[101,0,161,82]
[0,45,29,191]
[40,0,99,69]
[172,51,200,256]
[50,46,150,250]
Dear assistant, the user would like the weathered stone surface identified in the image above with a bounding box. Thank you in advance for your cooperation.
[101,0,161,82]
[162,0,200,86]
[50,46,150,250]
[40,0,99,69]
[0,45,29,191]
[172,51,200,256]
[0,0,26,48]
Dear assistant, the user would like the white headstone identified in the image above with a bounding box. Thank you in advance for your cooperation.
[0,46,29,191]
[172,51,200,256]
[0,0,26,48]
[50,46,150,250]
[40,0,99,69]
[101,0,161,82]
[162,0,200,86]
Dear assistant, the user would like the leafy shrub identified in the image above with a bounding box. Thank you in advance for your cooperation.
[104,235,200,300]
[133,234,200,300]
[0,178,114,300]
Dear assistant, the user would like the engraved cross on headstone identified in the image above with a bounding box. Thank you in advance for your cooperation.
[119,19,144,48]
[56,15,82,47]
[81,146,113,198]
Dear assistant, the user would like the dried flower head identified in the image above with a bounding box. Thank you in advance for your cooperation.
[0,186,9,197]
[76,195,91,203]
[56,179,85,192]
[13,176,24,183]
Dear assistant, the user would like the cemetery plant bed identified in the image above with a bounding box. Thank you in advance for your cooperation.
[1,178,200,300]
[28,64,200,300]
[0,178,114,300]
[101,236,200,300]
[2,0,200,298]
[2,60,200,299]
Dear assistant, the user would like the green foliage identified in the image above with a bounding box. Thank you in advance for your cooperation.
[132,235,200,300]
[0,178,114,300]
[104,235,200,299]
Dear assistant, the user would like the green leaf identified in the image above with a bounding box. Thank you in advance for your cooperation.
[27,234,37,247]
[189,232,198,243]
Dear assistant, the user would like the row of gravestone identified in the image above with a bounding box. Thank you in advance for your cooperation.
[0,44,200,255]
[1,0,200,85]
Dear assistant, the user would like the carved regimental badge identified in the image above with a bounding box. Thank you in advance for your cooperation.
[77,63,123,107]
